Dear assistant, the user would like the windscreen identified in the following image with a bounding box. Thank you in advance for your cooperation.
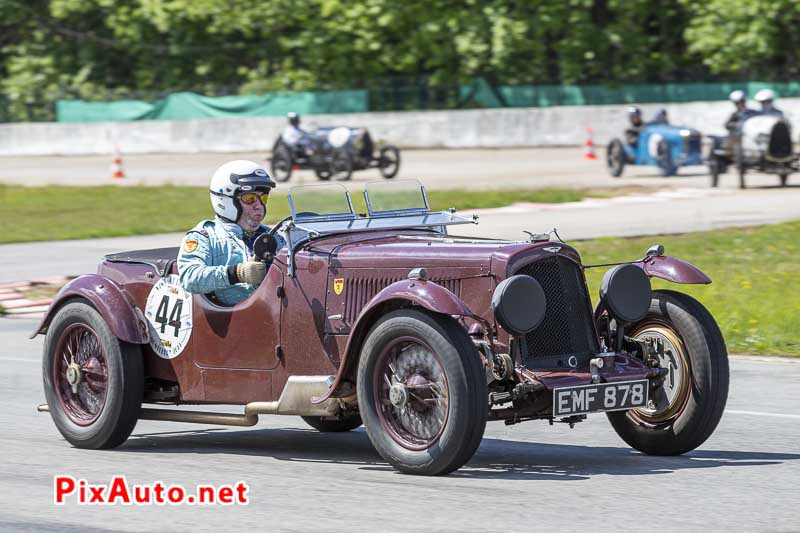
[288,183,355,221]
[365,179,429,216]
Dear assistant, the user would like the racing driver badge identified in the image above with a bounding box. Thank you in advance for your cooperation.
[183,238,198,253]
[144,274,193,360]
[333,278,345,295]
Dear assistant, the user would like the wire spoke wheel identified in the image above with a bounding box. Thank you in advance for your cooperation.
[374,337,449,450]
[630,323,690,425]
[53,323,109,426]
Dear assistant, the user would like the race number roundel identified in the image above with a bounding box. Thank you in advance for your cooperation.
[144,274,193,359]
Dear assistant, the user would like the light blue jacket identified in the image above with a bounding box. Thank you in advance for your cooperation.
[177,218,284,305]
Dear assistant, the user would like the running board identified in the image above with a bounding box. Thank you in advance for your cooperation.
[38,376,346,427]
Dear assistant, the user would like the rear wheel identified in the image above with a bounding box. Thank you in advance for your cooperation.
[378,146,401,179]
[43,301,143,449]
[330,150,353,181]
[302,414,362,432]
[357,309,487,475]
[270,144,293,183]
[607,139,626,177]
[607,290,729,455]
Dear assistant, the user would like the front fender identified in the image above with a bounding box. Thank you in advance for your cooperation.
[637,255,711,285]
[30,274,149,343]
[312,279,473,404]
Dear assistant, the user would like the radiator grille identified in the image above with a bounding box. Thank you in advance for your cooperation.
[343,275,462,324]
[514,257,598,363]
[769,121,792,159]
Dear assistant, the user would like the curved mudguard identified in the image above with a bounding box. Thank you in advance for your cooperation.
[637,255,711,285]
[313,279,474,403]
[30,274,149,344]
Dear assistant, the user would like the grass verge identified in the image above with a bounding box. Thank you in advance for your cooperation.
[0,184,611,244]
[579,220,800,356]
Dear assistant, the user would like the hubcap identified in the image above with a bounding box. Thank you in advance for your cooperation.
[373,337,449,451]
[53,323,109,426]
[631,324,690,424]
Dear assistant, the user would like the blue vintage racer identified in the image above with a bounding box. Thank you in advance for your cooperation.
[607,124,703,177]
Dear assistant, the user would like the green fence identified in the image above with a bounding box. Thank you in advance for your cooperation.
[56,89,369,123]
[54,81,800,123]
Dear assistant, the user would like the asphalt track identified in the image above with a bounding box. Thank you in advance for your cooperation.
[1,317,799,532]
[1,146,798,190]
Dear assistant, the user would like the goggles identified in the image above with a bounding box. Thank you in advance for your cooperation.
[238,192,269,206]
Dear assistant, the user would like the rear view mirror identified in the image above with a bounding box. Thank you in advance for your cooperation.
[253,233,278,261]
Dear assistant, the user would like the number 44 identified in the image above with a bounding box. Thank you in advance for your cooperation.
[155,295,182,336]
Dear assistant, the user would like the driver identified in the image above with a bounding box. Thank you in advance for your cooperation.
[754,89,783,116]
[625,106,644,147]
[178,160,285,305]
[281,112,307,145]
[725,90,756,132]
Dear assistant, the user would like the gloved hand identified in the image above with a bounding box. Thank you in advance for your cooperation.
[236,260,267,285]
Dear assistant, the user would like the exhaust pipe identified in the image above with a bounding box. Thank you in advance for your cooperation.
[38,376,347,427]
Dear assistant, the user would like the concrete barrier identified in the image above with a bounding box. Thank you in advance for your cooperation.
[2,99,799,156]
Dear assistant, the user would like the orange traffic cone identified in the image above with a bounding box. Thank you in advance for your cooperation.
[110,146,125,179]
[583,127,597,160]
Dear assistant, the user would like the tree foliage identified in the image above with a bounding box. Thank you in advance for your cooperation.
[0,0,797,120]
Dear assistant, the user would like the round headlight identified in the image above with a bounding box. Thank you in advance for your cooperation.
[492,275,546,335]
[599,264,652,323]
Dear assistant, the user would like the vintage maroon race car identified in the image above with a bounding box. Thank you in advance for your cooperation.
[34,180,729,475]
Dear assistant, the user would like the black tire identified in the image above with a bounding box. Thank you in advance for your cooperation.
[779,173,789,187]
[301,414,362,432]
[707,143,720,187]
[357,309,487,475]
[734,143,746,189]
[656,139,677,176]
[607,290,729,456]
[270,144,293,183]
[606,139,626,177]
[378,146,401,179]
[708,159,720,187]
[330,150,353,181]
[42,301,143,449]
[314,167,332,181]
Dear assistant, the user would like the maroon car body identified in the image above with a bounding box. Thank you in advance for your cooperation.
[35,181,729,475]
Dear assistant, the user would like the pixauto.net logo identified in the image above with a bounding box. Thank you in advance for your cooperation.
[54,475,249,506]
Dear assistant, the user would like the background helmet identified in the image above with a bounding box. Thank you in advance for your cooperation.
[754,89,776,103]
[627,106,642,118]
[287,112,300,127]
[209,160,276,223]
[729,90,746,103]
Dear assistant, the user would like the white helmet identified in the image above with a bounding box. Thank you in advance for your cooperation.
[729,90,746,103]
[209,160,276,222]
[754,88,776,103]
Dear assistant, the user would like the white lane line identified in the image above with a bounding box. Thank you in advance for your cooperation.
[728,410,800,420]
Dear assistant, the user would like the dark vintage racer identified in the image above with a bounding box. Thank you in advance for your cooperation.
[34,180,729,475]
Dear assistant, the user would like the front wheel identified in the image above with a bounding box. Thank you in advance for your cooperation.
[378,146,401,179]
[607,290,729,455]
[357,309,487,475]
[270,144,293,183]
[42,301,143,449]
[656,139,677,176]
[779,173,789,187]
[606,139,626,177]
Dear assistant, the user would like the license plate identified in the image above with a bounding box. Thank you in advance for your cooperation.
[552,380,649,417]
